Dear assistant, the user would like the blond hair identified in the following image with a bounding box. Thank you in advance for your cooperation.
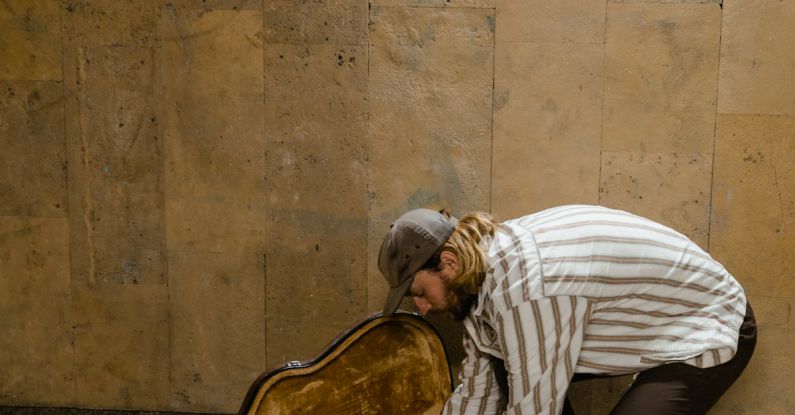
[441,211,497,294]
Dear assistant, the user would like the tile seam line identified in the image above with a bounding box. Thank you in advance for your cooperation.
[716,112,795,117]
[263,253,268,367]
[370,4,496,8]
[489,8,495,214]
[260,0,269,368]
[262,42,369,47]
[0,214,72,219]
[57,0,78,406]
[74,45,97,286]
[749,295,795,300]
[165,248,267,255]
[607,1,721,3]
[598,3,609,206]
[600,150,716,155]
[0,78,66,82]
[156,21,175,408]
[365,0,372,314]
[495,40,605,45]
[707,3,723,253]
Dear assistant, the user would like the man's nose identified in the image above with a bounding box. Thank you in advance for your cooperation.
[413,297,431,315]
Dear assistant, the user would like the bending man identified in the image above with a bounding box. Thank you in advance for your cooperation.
[378,205,756,414]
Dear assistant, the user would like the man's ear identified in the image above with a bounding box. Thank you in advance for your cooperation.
[439,251,459,274]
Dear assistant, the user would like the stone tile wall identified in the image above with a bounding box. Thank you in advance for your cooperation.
[0,0,792,413]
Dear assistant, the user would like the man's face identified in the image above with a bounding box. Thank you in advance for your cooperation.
[407,257,475,321]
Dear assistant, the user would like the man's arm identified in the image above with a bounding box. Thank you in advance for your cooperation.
[496,296,590,415]
[443,331,507,414]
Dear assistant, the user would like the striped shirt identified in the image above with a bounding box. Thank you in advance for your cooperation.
[443,205,746,415]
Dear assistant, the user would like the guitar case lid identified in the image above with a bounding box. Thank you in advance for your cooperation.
[238,312,453,415]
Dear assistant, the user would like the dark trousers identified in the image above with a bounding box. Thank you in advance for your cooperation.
[563,304,757,415]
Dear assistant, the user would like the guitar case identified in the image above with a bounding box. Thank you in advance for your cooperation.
[238,311,453,415]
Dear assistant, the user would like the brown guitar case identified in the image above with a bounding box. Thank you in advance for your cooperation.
[238,311,454,415]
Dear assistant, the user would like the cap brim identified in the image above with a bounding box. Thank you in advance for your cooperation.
[383,274,415,316]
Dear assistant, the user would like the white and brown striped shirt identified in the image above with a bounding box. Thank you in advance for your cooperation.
[443,205,746,415]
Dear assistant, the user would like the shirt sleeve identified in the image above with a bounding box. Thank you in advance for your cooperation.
[496,296,591,415]
[443,330,507,415]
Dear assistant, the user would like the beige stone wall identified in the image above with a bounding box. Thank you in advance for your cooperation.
[0,0,792,413]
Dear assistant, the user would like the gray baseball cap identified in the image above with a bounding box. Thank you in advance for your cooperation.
[378,208,458,315]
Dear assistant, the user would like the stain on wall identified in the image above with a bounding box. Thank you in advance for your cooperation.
[0,0,793,413]
[0,81,67,218]
[0,0,62,81]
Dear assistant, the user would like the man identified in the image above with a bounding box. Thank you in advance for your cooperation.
[378,205,756,415]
